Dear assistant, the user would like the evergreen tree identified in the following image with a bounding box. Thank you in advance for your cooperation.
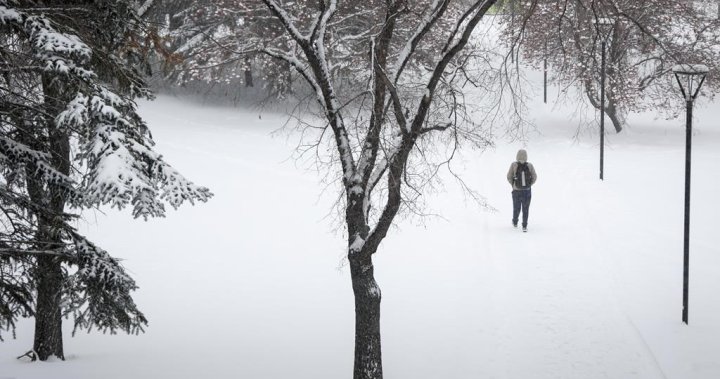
[0,0,211,360]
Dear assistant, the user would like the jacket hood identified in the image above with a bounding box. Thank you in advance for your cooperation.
[516,149,528,163]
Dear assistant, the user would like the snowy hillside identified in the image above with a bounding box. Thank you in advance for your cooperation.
[1,81,719,378]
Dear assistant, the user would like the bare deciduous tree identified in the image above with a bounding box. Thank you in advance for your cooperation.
[252,1,508,378]
[505,0,720,133]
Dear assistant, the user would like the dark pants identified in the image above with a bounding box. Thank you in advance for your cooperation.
[512,189,532,228]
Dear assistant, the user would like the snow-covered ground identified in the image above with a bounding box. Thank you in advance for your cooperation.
[1,77,719,378]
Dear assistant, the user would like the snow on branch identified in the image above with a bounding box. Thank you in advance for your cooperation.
[392,0,450,82]
[27,18,91,61]
[0,137,81,202]
[263,48,324,107]
[1,223,148,338]
[363,142,401,217]
[1,5,94,79]
[135,0,155,17]
[260,1,355,183]
[0,4,21,23]
[175,26,216,55]
[57,87,212,219]
[441,0,492,56]
[67,233,147,336]
[313,0,338,44]
[260,0,309,44]
[153,162,212,212]
[307,0,334,44]
[0,255,33,341]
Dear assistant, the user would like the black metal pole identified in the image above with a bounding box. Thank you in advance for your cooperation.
[682,98,693,324]
[600,40,606,181]
[544,56,548,104]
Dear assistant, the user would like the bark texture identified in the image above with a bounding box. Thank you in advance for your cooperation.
[29,74,71,361]
[32,255,65,361]
[350,254,382,379]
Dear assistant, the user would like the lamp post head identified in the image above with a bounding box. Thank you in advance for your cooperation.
[593,17,614,39]
[672,64,709,101]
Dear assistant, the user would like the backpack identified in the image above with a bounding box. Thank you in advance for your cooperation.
[514,162,532,189]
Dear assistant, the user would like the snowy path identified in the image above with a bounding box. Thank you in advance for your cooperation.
[477,151,668,379]
[378,128,720,379]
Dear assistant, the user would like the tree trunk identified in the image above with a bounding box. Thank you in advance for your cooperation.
[33,255,65,361]
[583,77,623,133]
[244,56,254,87]
[349,253,382,379]
[28,172,68,361]
[284,60,292,94]
[605,97,623,133]
[28,73,71,361]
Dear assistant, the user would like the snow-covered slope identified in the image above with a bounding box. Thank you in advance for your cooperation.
[1,83,718,378]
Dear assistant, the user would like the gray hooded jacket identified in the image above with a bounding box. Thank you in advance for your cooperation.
[507,149,537,190]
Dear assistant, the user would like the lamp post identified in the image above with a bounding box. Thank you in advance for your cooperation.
[594,17,613,181]
[672,63,708,325]
[543,40,548,104]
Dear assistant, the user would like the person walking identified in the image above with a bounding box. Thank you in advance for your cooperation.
[507,149,537,232]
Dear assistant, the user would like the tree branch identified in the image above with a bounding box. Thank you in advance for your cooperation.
[260,0,309,45]
[392,0,451,82]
